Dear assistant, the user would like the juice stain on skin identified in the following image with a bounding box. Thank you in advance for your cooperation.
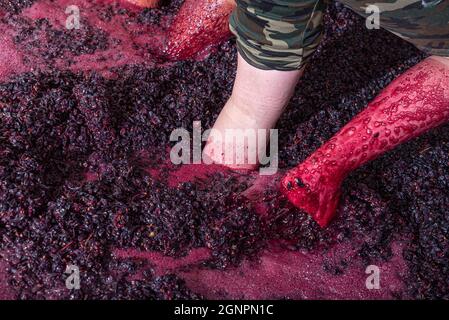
[164,0,235,60]
[282,57,449,227]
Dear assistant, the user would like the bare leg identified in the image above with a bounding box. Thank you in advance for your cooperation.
[203,53,303,169]
[282,56,449,227]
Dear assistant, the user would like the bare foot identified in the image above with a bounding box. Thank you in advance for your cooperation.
[203,97,266,171]
[203,53,303,170]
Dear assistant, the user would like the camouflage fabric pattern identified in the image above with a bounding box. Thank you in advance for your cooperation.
[229,0,449,70]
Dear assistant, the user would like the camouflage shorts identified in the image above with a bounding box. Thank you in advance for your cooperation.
[229,0,449,70]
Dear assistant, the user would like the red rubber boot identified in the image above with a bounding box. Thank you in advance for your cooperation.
[282,57,449,227]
